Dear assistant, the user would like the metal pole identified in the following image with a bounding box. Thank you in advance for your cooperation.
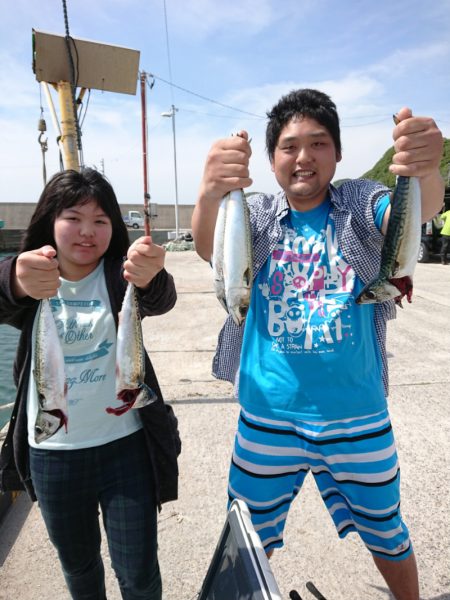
[170,105,179,239]
[57,80,80,171]
[42,83,63,142]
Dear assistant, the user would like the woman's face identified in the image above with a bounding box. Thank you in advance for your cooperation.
[53,198,113,281]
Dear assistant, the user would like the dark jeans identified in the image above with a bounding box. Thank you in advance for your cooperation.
[441,235,450,263]
[30,430,161,600]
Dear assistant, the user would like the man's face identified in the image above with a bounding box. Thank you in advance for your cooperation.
[271,116,341,211]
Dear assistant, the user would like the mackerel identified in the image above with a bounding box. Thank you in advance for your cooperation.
[106,282,157,415]
[212,195,228,312]
[356,175,421,305]
[212,189,253,326]
[33,299,68,443]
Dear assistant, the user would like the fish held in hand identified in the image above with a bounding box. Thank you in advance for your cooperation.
[33,299,68,443]
[106,282,157,416]
[212,195,228,312]
[212,189,253,326]
[356,175,421,306]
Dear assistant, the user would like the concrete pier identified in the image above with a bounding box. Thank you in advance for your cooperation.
[0,252,449,600]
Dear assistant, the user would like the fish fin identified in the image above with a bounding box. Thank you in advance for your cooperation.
[213,278,228,312]
[218,296,228,312]
[229,305,247,327]
[243,266,252,286]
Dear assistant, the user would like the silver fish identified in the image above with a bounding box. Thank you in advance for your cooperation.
[212,189,253,326]
[106,282,157,416]
[33,299,68,443]
[356,175,421,305]
[212,194,228,312]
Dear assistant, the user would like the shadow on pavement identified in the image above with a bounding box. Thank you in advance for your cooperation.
[170,396,235,405]
[0,493,33,567]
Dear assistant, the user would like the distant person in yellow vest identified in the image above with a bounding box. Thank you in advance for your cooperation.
[439,208,450,264]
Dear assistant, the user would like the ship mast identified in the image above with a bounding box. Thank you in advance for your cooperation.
[57,80,80,171]
[32,27,140,175]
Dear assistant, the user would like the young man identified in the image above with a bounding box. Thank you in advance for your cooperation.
[192,89,444,600]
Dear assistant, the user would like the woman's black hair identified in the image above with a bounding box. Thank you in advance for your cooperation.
[20,167,129,257]
[265,89,342,160]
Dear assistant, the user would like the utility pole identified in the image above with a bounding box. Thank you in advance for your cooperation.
[161,105,179,239]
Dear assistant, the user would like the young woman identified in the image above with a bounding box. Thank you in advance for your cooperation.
[0,168,180,600]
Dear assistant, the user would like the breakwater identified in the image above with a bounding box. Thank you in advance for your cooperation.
[0,228,176,253]
[0,230,24,252]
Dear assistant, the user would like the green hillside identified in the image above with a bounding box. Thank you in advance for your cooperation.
[360,138,450,187]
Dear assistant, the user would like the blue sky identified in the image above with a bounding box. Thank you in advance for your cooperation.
[1,0,449,206]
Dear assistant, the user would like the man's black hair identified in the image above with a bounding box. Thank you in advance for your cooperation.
[266,89,342,160]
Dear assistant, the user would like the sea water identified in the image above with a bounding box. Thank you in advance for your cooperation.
[0,253,20,429]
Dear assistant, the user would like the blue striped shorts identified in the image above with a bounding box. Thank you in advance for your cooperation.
[228,407,412,561]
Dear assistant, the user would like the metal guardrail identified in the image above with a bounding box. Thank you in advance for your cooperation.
[0,402,14,411]
[0,417,11,442]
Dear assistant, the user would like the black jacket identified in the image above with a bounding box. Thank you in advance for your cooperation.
[0,255,181,506]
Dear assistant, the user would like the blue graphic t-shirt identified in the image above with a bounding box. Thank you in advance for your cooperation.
[239,196,389,420]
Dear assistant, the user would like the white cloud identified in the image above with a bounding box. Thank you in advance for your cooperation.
[367,40,450,78]
[164,0,277,38]
[1,0,449,208]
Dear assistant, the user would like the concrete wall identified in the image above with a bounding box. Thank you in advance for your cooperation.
[0,202,195,231]
[122,203,194,231]
[0,227,173,252]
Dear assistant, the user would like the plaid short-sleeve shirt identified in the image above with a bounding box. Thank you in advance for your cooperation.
[212,179,396,398]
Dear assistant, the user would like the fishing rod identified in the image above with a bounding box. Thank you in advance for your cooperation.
[140,71,151,237]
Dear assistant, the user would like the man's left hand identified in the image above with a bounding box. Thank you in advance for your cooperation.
[390,107,443,178]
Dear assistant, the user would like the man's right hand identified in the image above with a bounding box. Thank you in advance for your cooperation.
[192,131,253,261]
[198,130,253,203]
[13,245,61,300]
